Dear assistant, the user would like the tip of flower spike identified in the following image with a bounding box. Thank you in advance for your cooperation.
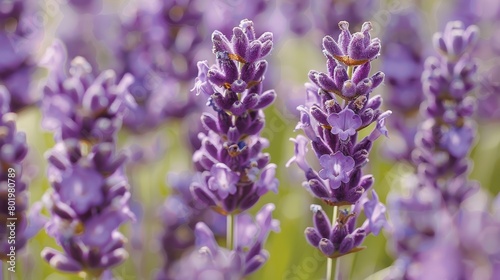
[239,19,253,29]
[310,204,322,213]
[338,21,349,30]
[69,56,92,76]
[361,22,373,33]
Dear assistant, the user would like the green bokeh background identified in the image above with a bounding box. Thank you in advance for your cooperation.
[3,0,500,279]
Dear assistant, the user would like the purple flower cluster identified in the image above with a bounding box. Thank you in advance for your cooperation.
[167,204,279,279]
[0,0,39,111]
[0,85,37,259]
[381,11,426,162]
[114,0,205,132]
[415,21,479,209]
[40,41,135,143]
[387,22,500,279]
[157,172,226,278]
[288,21,388,258]
[39,43,135,277]
[190,19,279,215]
[306,192,385,258]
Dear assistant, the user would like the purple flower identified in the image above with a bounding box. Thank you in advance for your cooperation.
[0,103,41,259]
[0,0,40,111]
[380,10,426,162]
[289,20,389,261]
[360,190,386,235]
[322,22,381,66]
[190,19,279,215]
[286,135,312,173]
[41,45,135,143]
[305,205,366,258]
[41,46,135,277]
[440,125,474,158]
[208,164,239,199]
[289,21,389,206]
[327,108,362,141]
[318,152,355,189]
[57,166,104,215]
[157,172,227,278]
[416,21,479,207]
[387,21,485,280]
[167,204,279,279]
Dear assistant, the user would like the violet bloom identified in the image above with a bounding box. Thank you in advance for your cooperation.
[0,0,39,111]
[113,0,205,132]
[415,21,479,209]
[288,21,389,206]
[305,193,386,258]
[40,41,135,143]
[387,21,488,279]
[0,86,44,259]
[381,11,426,162]
[288,21,390,262]
[167,204,280,279]
[190,19,279,215]
[157,172,226,278]
[40,44,135,277]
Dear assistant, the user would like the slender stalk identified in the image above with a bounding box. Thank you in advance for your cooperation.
[334,255,341,280]
[326,206,339,280]
[227,214,234,250]
[347,66,354,79]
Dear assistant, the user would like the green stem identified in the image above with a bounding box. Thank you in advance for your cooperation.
[326,206,338,280]
[334,256,341,280]
[227,214,234,250]
[347,66,354,79]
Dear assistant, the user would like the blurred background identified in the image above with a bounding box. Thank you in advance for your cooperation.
[2,0,500,279]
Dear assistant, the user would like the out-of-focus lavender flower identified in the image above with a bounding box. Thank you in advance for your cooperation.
[167,204,279,279]
[0,85,44,259]
[157,172,226,278]
[381,10,426,162]
[40,41,136,143]
[415,21,479,209]
[387,21,490,280]
[40,44,135,277]
[112,0,205,132]
[287,21,389,263]
[190,19,279,215]
[0,0,40,111]
[443,0,500,120]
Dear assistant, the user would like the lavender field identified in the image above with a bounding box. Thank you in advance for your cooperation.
[1,0,500,279]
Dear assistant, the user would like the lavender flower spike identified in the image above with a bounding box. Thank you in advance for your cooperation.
[0,85,45,260]
[415,21,479,209]
[388,21,486,279]
[288,21,389,265]
[167,203,280,279]
[190,19,278,215]
[40,44,135,277]
[289,21,389,207]
[305,198,385,258]
[381,10,426,162]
